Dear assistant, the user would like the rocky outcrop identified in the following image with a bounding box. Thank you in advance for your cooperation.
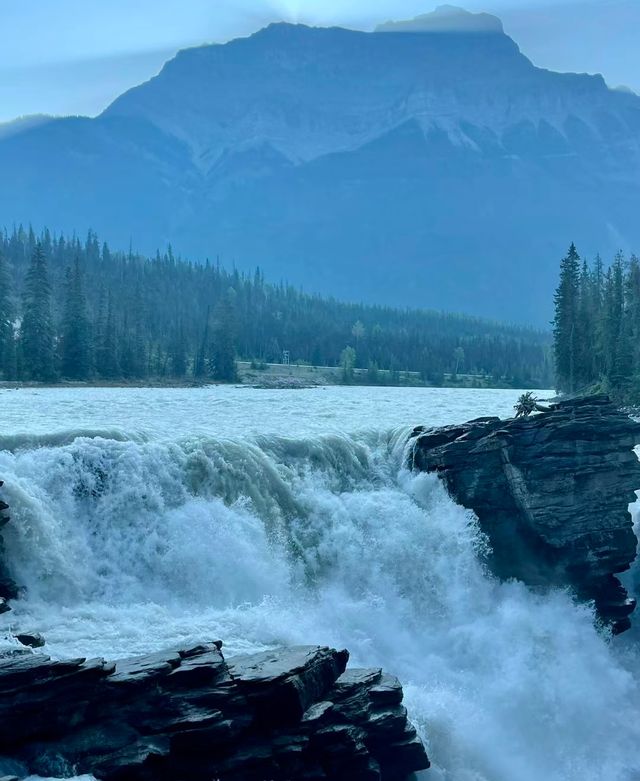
[410,394,640,633]
[0,481,17,610]
[0,642,429,780]
[14,632,45,649]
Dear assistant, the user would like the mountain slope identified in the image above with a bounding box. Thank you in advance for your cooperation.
[2,7,640,323]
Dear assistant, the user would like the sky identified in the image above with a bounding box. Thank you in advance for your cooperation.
[1,0,639,123]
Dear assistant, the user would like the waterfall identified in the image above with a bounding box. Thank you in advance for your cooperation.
[1,421,639,781]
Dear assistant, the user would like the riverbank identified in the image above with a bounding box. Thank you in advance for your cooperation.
[0,361,547,391]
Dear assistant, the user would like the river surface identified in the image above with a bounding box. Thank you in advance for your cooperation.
[1,385,639,781]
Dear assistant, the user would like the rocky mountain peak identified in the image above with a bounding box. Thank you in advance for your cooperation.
[376,5,505,35]
[2,13,640,322]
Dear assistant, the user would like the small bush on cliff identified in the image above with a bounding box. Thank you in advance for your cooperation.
[514,392,539,417]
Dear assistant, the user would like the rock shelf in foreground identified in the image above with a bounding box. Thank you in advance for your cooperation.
[0,642,429,780]
[410,394,640,633]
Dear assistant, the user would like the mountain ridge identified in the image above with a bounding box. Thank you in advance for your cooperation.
[1,12,640,324]
[376,5,505,34]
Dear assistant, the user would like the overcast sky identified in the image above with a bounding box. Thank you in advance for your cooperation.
[1,0,638,123]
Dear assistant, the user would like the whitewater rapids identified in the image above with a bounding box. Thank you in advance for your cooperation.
[0,385,639,781]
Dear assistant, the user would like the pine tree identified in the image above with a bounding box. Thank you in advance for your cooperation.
[590,253,606,380]
[602,253,626,387]
[626,255,640,389]
[131,285,147,378]
[0,250,16,379]
[193,306,210,378]
[170,322,187,377]
[96,294,120,378]
[210,289,238,382]
[94,285,107,358]
[20,243,54,381]
[609,252,632,392]
[61,258,91,379]
[553,243,581,392]
[575,259,595,386]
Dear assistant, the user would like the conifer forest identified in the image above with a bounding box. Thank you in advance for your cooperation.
[0,227,552,386]
[553,243,640,402]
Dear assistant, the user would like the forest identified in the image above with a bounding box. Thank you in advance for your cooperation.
[553,243,640,401]
[0,226,553,386]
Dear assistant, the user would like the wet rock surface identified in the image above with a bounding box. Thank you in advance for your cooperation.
[0,482,17,606]
[410,394,640,633]
[14,632,45,649]
[0,642,429,780]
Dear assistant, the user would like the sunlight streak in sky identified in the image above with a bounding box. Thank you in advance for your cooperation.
[0,0,638,122]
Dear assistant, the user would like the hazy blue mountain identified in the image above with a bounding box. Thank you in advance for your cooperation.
[376,5,505,34]
[2,6,640,323]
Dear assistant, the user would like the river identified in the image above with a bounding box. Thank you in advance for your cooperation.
[1,385,639,781]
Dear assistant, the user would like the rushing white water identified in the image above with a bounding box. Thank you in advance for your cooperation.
[1,385,639,781]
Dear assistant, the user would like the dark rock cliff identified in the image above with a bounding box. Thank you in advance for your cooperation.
[0,480,17,614]
[0,642,429,780]
[410,395,640,633]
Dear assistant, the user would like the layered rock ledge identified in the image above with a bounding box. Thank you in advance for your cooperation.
[410,394,640,633]
[0,480,17,614]
[0,642,429,780]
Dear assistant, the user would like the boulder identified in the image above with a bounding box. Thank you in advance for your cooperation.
[14,633,45,649]
[410,394,640,633]
[0,642,429,780]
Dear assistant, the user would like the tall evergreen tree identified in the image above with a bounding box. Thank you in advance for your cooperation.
[20,243,54,381]
[606,252,629,390]
[170,321,187,377]
[626,254,640,386]
[0,250,16,379]
[96,295,120,378]
[553,243,581,392]
[193,306,210,379]
[589,253,606,380]
[61,258,91,379]
[575,260,594,385]
[94,284,107,358]
[210,289,238,382]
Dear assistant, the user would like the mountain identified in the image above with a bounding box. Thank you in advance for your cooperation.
[1,7,640,324]
[376,5,504,34]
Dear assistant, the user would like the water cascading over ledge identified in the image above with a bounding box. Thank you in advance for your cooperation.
[409,394,640,633]
[0,463,430,780]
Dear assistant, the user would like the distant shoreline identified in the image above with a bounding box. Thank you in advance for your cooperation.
[0,379,546,392]
[0,359,548,392]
